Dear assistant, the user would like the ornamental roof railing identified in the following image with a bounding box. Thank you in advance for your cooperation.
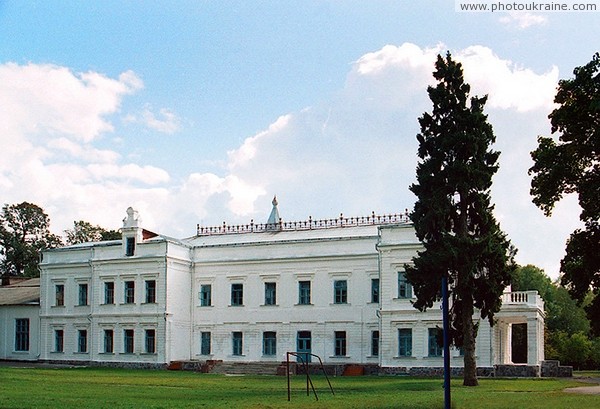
[196,210,410,236]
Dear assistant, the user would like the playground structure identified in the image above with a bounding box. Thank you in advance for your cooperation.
[285,352,335,402]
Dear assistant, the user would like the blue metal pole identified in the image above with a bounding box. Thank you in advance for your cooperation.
[442,275,451,409]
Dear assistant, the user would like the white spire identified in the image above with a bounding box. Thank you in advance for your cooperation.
[266,195,281,231]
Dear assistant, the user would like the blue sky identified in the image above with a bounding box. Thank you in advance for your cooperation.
[1,1,598,278]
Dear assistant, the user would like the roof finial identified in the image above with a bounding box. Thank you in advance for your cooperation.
[266,195,281,231]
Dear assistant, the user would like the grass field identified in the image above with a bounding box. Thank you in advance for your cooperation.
[0,367,599,409]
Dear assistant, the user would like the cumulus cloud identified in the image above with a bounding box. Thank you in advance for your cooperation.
[457,46,558,112]
[0,45,576,278]
[0,62,173,232]
[213,43,574,277]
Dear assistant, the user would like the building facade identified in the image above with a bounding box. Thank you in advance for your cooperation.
[22,203,544,373]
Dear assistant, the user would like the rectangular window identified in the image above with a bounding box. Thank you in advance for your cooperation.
[199,284,212,306]
[55,284,64,306]
[334,331,347,356]
[371,330,379,356]
[398,328,412,357]
[231,283,243,306]
[264,282,276,305]
[298,281,311,305]
[124,329,134,353]
[14,319,29,351]
[54,329,64,353]
[124,281,135,304]
[104,329,114,353]
[263,331,277,356]
[145,280,156,304]
[145,329,156,354]
[398,272,412,299]
[104,282,115,304]
[78,283,88,306]
[371,278,379,303]
[125,237,135,256]
[232,332,243,356]
[77,330,87,353]
[334,280,348,304]
[200,332,211,355]
[428,328,442,357]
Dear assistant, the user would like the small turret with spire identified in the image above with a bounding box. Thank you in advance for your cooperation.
[266,195,282,232]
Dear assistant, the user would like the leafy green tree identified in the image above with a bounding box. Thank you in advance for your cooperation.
[0,202,62,283]
[406,52,515,386]
[511,264,590,364]
[511,264,553,300]
[588,336,600,368]
[554,331,592,369]
[549,286,590,336]
[529,53,600,336]
[64,220,120,245]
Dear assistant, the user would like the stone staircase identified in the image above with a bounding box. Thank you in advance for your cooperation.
[209,361,284,375]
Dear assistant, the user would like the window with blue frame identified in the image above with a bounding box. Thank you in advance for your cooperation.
[200,332,211,355]
[398,271,412,299]
[200,284,212,306]
[334,331,347,356]
[232,332,243,355]
[15,319,29,352]
[398,328,412,357]
[298,281,311,305]
[264,282,276,305]
[371,278,379,303]
[231,284,243,306]
[334,280,348,304]
[428,328,443,357]
[263,331,276,356]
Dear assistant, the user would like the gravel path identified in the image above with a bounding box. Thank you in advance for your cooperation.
[564,377,600,395]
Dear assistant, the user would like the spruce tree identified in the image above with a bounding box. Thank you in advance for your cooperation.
[405,53,515,386]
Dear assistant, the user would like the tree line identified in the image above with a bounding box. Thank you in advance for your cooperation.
[0,202,119,284]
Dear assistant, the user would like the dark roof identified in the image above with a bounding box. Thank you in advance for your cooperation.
[0,278,40,306]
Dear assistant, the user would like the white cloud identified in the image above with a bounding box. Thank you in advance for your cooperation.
[213,43,571,278]
[141,106,181,134]
[124,104,182,134]
[458,46,558,112]
[0,63,141,143]
[500,12,548,29]
[0,46,574,279]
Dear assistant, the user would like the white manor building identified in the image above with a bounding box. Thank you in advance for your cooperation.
[2,201,547,375]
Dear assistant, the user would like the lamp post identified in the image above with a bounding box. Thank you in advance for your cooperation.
[442,275,451,409]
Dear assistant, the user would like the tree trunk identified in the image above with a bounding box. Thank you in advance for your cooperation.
[462,296,479,386]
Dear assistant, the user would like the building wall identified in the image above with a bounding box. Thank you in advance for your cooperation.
[164,243,193,362]
[191,227,381,364]
[39,238,185,365]
[31,216,544,370]
[0,305,40,360]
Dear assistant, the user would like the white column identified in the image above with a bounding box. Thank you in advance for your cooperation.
[527,317,541,365]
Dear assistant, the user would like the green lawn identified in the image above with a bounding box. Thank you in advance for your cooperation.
[0,367,599,409]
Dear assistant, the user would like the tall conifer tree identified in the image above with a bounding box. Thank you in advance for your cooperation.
[405,53,515,386]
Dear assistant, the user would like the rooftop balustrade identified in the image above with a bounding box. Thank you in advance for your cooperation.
[196,211,411,236]
[502,290,545,310]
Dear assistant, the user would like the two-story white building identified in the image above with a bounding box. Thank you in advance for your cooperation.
[32,202,546,374]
